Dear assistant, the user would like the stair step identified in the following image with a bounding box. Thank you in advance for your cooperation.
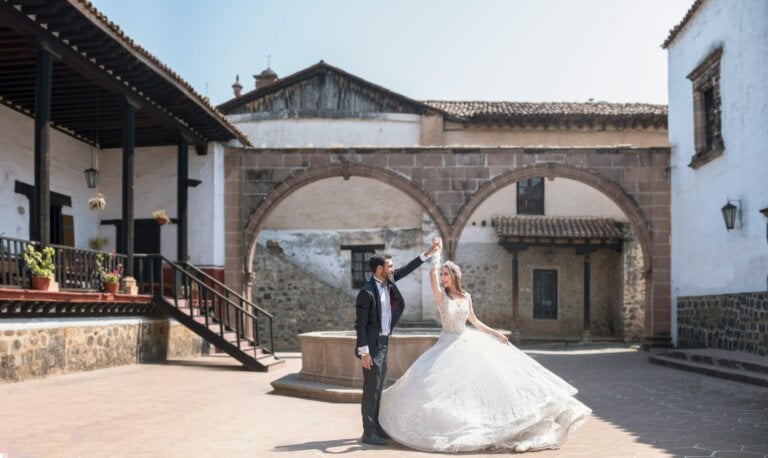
[659,348,768,374]
[649,353,768,387]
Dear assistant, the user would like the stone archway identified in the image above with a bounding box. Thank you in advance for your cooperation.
[451,162,658,343]
[243,162,451,277]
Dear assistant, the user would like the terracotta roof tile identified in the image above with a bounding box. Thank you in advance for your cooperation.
[494,216,625,240]
[662,0,705,49]
[75,0,250,146]
[424,101,667,121]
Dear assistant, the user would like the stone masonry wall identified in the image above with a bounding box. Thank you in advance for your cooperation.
[252,244,356,351]
[230,146,671,344]
[0,318,208,384]
[677,291,768,356]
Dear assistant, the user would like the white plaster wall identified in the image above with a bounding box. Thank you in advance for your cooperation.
[264,177,423,230]
[98,143,222,266]
[232,114,421,148]
[258,176,437,319]
[667,0,768,301]
[460,178,628,244]
[0,104,101,247]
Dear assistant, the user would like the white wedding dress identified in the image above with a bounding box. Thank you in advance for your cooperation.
[378,292,591,453]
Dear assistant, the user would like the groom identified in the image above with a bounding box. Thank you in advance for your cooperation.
[355,239,440,446]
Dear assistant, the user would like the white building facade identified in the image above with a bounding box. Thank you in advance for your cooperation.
[665,0,768,353]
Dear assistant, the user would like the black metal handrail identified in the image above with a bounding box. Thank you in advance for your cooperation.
[148,255,276,356]
[178,261,275,357]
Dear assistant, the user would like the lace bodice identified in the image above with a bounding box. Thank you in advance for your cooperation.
[436,292,470,333]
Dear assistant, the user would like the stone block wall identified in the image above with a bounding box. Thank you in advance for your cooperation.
[677,291,768,356]
[0,318,209,384]
[252,246,356,351]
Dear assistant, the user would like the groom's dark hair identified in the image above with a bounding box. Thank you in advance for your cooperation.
[368,254,392,273]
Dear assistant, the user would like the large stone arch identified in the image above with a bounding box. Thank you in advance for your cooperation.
[243,162,451,274]
[450,162,658,342]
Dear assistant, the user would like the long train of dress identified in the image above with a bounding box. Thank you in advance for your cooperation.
[379,293,591,453]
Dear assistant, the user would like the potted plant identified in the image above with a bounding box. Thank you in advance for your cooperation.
[88,192,106,211]
[23,245,55,290]
[152,209,172,225]
[88,235,110,251]
[96,251,123,294]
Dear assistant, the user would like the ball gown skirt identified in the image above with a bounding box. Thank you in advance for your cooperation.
[379,326,591,453]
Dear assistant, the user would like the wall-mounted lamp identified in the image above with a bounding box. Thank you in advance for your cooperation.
[721,199,741,231]
[760,207,768,244]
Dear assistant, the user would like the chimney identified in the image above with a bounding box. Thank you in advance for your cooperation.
[232,75,243,98]
[253,67,278,90]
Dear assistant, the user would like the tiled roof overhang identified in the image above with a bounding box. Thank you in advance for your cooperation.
[0,0,250,149]
[662,0,705,49]
[425,101,667,129]
[494,216,625,248]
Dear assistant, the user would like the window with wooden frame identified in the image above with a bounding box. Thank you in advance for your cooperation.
[533,269,558,319]
[688,47,724,169]
[517,177,544,215]
[341,244,384,288]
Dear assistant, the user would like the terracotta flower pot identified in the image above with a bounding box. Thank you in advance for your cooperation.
[103,281,119,294]
[31,276,52,291]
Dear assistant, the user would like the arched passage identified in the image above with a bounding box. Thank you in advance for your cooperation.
[450,163,656,340]
[451,163,652,275]
[243,162,451,275]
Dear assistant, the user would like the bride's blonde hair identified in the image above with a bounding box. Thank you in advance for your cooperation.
[442,260,467,297]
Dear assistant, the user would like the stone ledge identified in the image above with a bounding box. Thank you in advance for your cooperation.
[270,372,361,403]
[0,288,152,303]
[649,351,768,387]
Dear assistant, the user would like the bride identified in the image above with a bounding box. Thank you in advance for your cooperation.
[378,239,591,453]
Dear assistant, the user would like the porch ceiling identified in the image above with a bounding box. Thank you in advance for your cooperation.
[0,0,250,149]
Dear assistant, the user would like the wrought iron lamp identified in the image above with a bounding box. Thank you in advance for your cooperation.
[84,146,99,189]
[721,199,740,231]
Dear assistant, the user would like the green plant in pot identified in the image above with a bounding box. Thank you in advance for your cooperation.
[23,245,55,290]
[96,251,123,293]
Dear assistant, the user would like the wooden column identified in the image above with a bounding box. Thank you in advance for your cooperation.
[33,50,53,245]
[583,251,591,328]
[500,241,527,342]
[577,245,597,340]
[177,135,189,262]
[121,101,136,276]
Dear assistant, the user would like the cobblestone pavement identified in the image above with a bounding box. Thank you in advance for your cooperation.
[0,346,765,457]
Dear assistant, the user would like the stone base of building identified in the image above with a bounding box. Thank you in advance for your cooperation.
[0,317,210,384]
[677,291,768,356]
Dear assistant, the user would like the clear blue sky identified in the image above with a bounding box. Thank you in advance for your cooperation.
[90,0,692,106]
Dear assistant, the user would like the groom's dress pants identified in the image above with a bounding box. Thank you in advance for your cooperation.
[361,335,389,436]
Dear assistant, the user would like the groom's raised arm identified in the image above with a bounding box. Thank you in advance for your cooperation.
[393,238,440,282]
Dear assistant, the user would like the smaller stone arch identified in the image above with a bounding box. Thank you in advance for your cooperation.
[450,162,658,342]
[243,162,451,274]
[451,163,652,274]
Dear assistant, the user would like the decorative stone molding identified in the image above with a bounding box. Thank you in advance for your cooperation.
[687,47,725,169]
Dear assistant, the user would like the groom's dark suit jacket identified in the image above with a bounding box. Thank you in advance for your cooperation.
[354,255,424,359]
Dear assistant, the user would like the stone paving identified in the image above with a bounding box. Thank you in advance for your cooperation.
[0,345,765,457]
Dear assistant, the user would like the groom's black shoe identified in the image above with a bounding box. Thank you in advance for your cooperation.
[376,428,390,440]
[361,433,387,446]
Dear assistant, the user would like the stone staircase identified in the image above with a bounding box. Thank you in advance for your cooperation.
[649,348,768,387]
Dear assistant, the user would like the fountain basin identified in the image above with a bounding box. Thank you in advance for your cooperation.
[298,329,441,388]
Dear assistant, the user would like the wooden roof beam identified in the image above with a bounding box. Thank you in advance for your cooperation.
[0,1,209,150]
